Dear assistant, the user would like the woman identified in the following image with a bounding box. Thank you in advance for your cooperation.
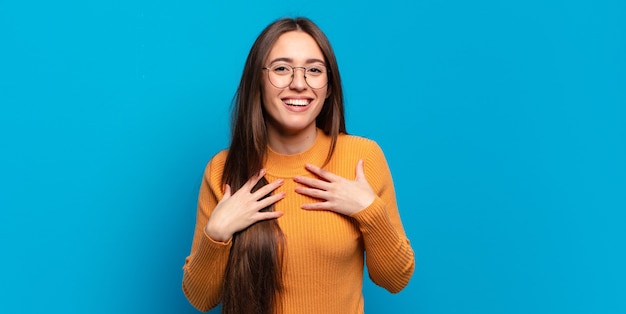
[182,17,414,314]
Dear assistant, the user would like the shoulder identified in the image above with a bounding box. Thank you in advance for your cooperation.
[203,149,229,178]
[337,133,379,148]
[335,134,393,190]
[336,133,384,156]
[328,133,389,173]
[208,149,229,166]
[340,133,390,167]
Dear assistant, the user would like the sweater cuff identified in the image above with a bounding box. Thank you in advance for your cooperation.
[188,230,232,270]
[351,197,399,238]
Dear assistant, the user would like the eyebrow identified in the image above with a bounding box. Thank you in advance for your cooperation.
[268,57,326,65]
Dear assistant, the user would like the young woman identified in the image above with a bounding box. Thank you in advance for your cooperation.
[182,17,415,314]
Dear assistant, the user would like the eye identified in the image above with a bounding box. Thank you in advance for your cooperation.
[307,66,325,76]
[271,64,292,75]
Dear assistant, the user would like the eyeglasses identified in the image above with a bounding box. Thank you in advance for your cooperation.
[262,63,328,89]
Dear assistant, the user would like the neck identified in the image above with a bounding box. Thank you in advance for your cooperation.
[267,125,318,155]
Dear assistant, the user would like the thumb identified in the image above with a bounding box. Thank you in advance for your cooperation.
[222,184,232,200]
[355,159,367,181]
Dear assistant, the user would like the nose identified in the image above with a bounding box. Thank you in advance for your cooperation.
[289,67,308,90]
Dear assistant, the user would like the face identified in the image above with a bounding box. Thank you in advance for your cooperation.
[261,31,330,136]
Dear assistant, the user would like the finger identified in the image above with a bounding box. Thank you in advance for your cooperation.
[254,211,284,221]
[301,201,330,211]
[255,191,286,209]
[293,175,330,190]
[305,163,339,181]
[222,184,232,199]
[295,186,328,200]
[355,159,366,181]
[252,178,284,198]
[243,168,267,191]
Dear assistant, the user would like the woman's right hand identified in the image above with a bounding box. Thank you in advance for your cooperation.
[205,169,285,242]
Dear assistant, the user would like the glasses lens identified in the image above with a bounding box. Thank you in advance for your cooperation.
[267,64,328,89]
[304,65,327,89]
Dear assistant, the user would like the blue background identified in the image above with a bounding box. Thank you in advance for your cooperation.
[1,0,625,313]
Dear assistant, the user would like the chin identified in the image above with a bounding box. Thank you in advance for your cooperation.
[277,122,316,134]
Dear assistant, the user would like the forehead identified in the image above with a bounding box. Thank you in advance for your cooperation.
[266,31,324,63]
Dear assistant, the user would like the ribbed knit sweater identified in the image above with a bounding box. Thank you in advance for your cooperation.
[182,129,415,313]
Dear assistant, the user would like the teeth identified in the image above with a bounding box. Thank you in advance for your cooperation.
[284,99,309,106]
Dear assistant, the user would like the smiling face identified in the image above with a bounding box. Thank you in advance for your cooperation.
[261,31,330,138]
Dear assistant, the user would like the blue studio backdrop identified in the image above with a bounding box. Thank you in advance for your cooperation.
[1,0,625,313]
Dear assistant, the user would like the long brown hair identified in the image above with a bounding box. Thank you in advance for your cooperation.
[221,17,346,314]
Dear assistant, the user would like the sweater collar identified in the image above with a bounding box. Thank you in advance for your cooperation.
[265,128,331,178]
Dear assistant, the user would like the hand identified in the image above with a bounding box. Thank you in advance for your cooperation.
[205,169,285,242]
[294,159,376,216]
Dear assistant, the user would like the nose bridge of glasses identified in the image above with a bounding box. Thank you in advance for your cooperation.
[289,66,309,89]
[291,66,308,77]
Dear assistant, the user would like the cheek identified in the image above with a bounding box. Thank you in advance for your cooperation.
[261,83,279,106]
[315,87,330,102]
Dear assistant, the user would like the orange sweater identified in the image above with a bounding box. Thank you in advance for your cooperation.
[182,129,415,313]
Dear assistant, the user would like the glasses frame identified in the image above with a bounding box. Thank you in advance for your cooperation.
[262,64,329,89]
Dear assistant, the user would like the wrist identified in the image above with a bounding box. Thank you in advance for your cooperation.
[205,222,231,243]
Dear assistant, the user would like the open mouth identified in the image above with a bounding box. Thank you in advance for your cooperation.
[283,99,310,107]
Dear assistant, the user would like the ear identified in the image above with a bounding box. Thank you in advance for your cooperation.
[325,85,332,99]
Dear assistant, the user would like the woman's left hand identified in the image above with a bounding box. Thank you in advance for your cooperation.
[294,159,376,216]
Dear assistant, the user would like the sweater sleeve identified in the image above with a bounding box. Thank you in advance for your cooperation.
[182,154,231,312]
[350,142,415,293]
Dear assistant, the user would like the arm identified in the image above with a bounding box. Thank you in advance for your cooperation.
[181,158,231,312]
[351,143,414,293]
[294,142,415,293]
[182,154,286,311]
